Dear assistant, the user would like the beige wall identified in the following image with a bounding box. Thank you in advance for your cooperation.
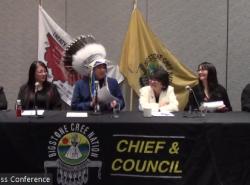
[0,0,250,110]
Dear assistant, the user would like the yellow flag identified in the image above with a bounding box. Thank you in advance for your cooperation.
[119,8,198,110]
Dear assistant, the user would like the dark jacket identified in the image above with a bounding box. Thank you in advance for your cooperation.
[241,84,250,112]
[0,86,7,110]
[71,77,125,111]
[185,84,232,112]
[17,82,62,110]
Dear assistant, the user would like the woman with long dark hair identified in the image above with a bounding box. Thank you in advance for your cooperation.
[185,62,232,112]
[17,61,62,110]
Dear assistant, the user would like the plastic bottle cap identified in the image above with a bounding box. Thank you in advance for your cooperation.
[16,99,21,105]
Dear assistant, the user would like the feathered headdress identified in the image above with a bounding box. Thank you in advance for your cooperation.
[63,35,106,76]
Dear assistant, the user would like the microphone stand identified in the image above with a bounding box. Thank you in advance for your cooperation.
[33,82,44,118]
[92,81,101,115]
[188,93,192,115]
[190,89,200,110]
[34,82,43,118]
[34,90,38,118]
[184,87,202,118]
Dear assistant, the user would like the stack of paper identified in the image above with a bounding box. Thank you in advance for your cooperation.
[151,111,175,117]
[202,101,224,112]
[98,86,118,104]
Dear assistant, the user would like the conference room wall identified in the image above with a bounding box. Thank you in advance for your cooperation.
[0,0,249,111]
[227,0,250,112]
[0,0,39,110]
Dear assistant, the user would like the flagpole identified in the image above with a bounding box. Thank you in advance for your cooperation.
[130,88,133,111]
[38,0,42,61]
[128,0,137,112]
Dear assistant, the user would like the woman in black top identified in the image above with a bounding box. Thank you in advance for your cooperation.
[241,84,250,112]
[0,86,7,110]
[185,62,232,112]
[17,61,62,110]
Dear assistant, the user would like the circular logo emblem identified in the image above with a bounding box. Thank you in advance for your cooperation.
[139,54,173,87]
[57,132,90,166]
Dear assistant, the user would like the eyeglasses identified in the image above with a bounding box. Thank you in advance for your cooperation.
[197,69,207,72]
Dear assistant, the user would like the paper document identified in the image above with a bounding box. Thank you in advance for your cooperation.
[21,110,45,116]
[151,111,175,117]
[66,112,88,118]
[98,86,118,104]
[202,101,224,111]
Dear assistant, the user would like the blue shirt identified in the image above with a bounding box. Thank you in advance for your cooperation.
[71,77,125,111]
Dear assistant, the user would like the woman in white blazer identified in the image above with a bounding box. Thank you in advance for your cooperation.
[139,69,179,112]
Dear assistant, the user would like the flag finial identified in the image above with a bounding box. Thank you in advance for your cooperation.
[133,0,137,10]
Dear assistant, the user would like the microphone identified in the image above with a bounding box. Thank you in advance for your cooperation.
[185,85,200,112]
[35,82,39,93]
[185,85,191,91]
[94,81,100,113]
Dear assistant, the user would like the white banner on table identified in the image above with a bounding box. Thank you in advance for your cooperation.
[21,110,45,116]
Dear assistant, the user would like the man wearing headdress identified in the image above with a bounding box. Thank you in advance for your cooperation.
[64,35,125,111]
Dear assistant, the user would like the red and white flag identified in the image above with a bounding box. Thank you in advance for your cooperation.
[38,5,123,105]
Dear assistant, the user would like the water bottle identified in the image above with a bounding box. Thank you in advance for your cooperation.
[16,99,22,117]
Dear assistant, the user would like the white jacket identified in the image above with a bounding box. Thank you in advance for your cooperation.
[139,85,179,112]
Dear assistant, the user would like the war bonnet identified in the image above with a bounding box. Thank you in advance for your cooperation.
[63,35,106,76]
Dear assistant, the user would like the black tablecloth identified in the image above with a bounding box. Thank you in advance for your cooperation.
[0,110,250,185]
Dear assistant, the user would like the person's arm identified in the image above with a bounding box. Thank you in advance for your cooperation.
[222,92,232,111]
[241,84,250,112]
[71,81,92,111]
[51,84,62,110]
[109,79,125,110]
[216,85,232,112]
[159,86,179,112]
[0,87,7,110]
[139,86,159,111]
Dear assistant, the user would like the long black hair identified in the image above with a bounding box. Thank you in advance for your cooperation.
[198,62,218,93]
[27,61,48,89]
